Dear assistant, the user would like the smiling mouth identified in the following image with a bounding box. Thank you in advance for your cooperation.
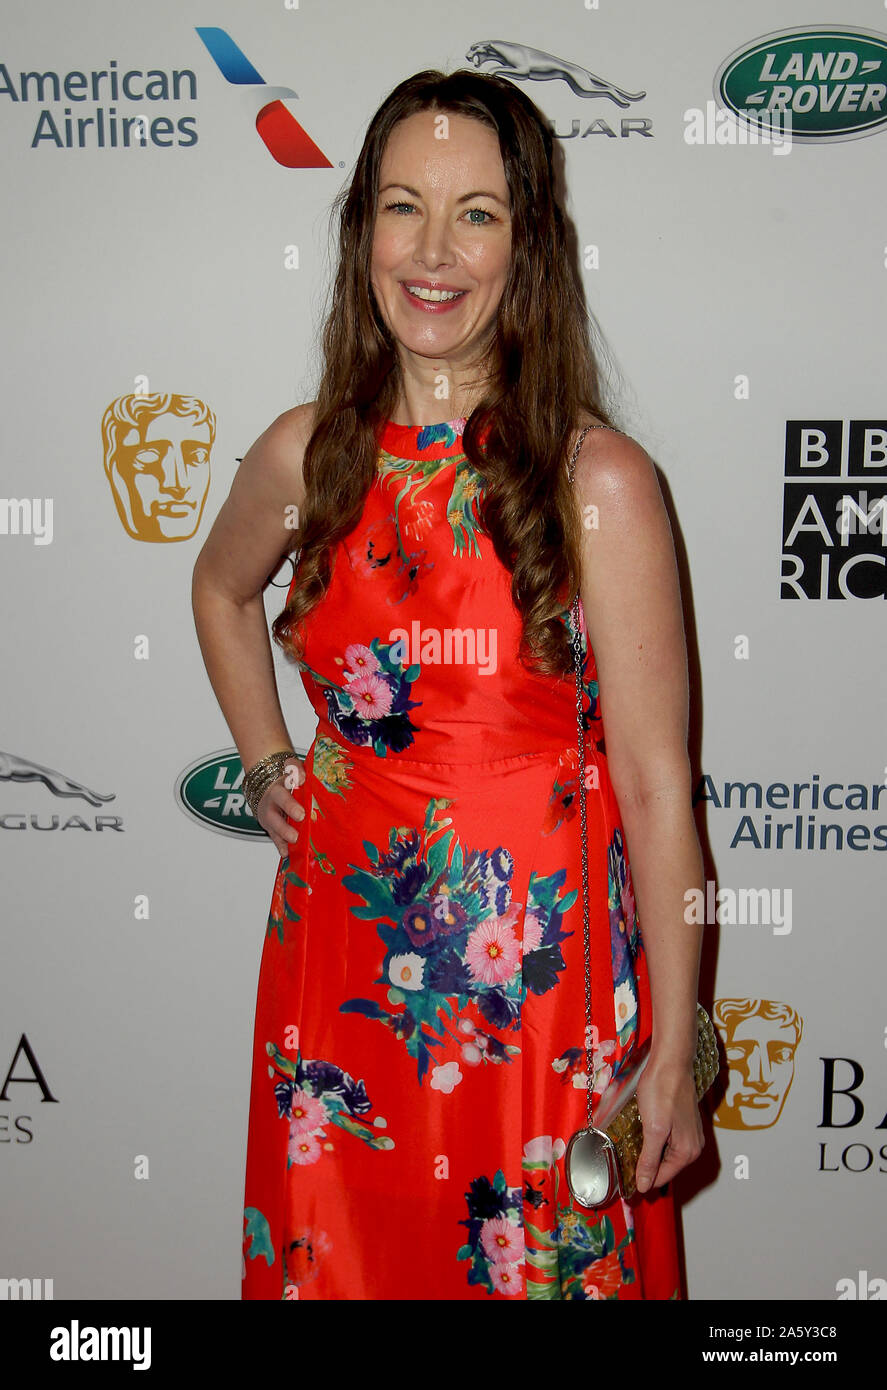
[405,284,464,301]
[400,281,468,308]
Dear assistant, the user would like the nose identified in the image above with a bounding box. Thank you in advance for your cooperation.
[413,209,455,271]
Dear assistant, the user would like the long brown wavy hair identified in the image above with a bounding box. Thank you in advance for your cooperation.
[271,68,619,678]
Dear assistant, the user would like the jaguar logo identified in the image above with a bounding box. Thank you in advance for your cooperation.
[0,751,114,806]
[466,40,645,107]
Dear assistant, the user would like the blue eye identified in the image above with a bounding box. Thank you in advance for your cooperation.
[381,201,498,224]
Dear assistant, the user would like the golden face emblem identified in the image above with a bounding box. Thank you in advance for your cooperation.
[102,393,215,541]
[712,998,803,1130]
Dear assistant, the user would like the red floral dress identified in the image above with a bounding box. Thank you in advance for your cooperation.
[241,417,682,1300]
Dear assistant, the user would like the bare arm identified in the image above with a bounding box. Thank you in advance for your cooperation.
[573,424,705,1190]
[191,402,316,852]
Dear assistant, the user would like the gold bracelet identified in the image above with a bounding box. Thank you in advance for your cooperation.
[242,749,297,816]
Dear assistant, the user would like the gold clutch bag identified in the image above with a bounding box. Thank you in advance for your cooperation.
[564,1005,720,1208]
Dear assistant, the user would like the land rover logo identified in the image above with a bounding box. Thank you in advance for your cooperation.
[175,748,308,839]
[715,25,887,142]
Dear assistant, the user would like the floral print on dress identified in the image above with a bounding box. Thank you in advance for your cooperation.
[298,638,421,756]
[266,1042,395,1164]
[348,512,434,605]
[305,738,354,879]
[312,736,353,798]
[520,867,575,999]
[547,823,643,1095]
[608,826,642,1044]
[552,1034,621,1104]
[243,1207,274,1268]
[306,801,337,877]
[416,419,466,450]
[534,1208,636,1300]
[284,1228,332,1293]
[562,600,605,753]
[457,1170,526,1296]
[376,446,486,561]
[266,861,307,944]
[526,1135,636,1299]
[460,1137,638,1299]
[541,747,582,835]
[340,798,574,1082]
[345,422,483,606]
[517,1134,642,1295]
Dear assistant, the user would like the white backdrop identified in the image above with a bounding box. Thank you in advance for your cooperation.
[2,0,886,1300]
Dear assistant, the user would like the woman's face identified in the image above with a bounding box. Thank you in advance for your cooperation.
[370,110,512,371]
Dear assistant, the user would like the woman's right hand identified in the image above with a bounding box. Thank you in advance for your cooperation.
[255,755,306,858]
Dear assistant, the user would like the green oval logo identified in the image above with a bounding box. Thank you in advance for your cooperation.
[175,747,308,839]
[715,26,887,141]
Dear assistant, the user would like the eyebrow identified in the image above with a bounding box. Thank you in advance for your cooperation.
[379,182,509,208]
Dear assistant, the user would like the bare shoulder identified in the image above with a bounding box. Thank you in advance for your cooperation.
[572,417,663,518]
[241,400,317,502]
[192,401,317,600]
[569,416,679,613]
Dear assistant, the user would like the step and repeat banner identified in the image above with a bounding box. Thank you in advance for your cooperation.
[2,1,885,1301]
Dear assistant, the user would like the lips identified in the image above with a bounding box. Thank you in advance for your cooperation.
[399,280,468,313]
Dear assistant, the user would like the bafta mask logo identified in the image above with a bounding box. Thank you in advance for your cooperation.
[101,393,216,541]
[712,997,803,1130]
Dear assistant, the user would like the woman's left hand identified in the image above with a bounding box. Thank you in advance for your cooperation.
[633,1055,705,1194]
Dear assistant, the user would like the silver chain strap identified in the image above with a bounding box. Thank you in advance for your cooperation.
[567,423,609,1130]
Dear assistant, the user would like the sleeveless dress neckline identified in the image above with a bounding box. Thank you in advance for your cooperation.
[378,416,469,460]
[377,416,617,464]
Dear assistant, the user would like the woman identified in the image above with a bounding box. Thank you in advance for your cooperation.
[192,68,706,1300]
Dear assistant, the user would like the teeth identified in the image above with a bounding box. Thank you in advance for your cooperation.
[406,285,464,302]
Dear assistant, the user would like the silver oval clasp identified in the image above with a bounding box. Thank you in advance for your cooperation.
[565,1126,621,1209]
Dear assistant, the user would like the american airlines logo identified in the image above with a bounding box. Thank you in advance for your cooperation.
[195,26,332,167]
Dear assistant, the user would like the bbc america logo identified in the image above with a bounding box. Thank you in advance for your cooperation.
[781,420,887,599]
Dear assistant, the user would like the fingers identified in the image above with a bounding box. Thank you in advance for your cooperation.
[636,1121,705,1193]
[280,758,307,821]
[651,1148,704,1190]
[282,756,306,794]
[634,1119,669,1194]
[646,1137,705,1190]
[633,1066,705,1194]
[257,759,307,848]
